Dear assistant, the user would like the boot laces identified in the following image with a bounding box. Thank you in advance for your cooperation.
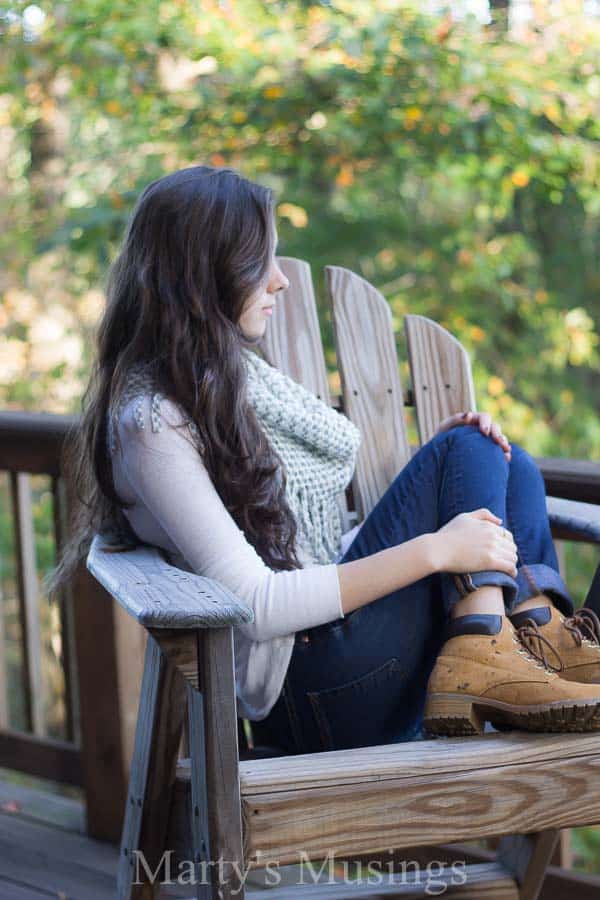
[562,607,600,648]
[514,619,564,674]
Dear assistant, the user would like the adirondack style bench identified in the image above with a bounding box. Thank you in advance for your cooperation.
[87,259,600,899]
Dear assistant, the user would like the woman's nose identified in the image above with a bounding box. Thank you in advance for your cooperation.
[270,267,289,293]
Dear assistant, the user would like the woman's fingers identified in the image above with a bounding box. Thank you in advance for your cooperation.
[442,410,512,461]
[474,411,510,456]
[477,411,493,435]
[491,422,507,447]
[499,530,517,555]
[490,544,518,576]
[471,508,502,524]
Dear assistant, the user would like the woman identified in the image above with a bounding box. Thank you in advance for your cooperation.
[46,165,600,755]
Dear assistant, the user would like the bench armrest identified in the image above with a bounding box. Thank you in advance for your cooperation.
[537,457,600,505]
[547,497,600,545]
[86,531,254,629]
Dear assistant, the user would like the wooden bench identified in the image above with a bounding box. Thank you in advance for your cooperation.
[87,259,600,899]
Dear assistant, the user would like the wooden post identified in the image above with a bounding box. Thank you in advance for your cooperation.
[66,471,147,842]
[117,634,186,899]
[197,627,245,900]
[71,559,129,841]
[498,830,560,900]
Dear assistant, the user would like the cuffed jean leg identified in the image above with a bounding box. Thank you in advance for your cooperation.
[432,424,519,616]
[505,443,575,617]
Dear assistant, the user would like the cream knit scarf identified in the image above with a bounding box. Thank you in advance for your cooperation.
[108,349,362,565]
[241,348,362,564]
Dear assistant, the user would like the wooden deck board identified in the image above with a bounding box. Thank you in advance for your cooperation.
[0,881,55,899]
[0,808,118,899]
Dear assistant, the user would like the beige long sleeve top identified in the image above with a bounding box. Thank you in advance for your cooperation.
[109,393,362,720]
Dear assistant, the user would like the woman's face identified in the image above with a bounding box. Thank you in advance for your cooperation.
[238,224,289,341]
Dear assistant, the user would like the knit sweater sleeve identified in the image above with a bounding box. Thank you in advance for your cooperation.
[113,394,345,642]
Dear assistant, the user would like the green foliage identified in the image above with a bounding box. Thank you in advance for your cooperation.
[1,0,598,463]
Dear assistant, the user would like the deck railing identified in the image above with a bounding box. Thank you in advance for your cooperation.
[0,407,598,851]
[0,410,145,842]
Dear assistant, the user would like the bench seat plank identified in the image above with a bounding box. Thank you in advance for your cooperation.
[238,734,600,865]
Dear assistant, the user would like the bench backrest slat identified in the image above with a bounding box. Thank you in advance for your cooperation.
[326,265,411,521]
[404,314,476,445]
[259,257,353,531]
[259,257,331,403]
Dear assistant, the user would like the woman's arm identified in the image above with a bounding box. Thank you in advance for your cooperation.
[337,508,517,615]
[337,534,437,615]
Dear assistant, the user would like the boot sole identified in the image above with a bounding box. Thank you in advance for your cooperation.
[423,692,600,737]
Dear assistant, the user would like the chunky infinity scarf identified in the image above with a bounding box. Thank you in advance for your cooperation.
[107,349,362,565]
[241,348,362,564]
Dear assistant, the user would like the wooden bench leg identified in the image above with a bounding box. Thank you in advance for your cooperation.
[497,830,560,900]
[195,627,245,900]
[117,634,186,899]
[187,681,211,900]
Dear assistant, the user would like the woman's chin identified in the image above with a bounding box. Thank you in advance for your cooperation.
[239,324,266,344]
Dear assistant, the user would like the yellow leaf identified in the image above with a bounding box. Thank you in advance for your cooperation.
[405,106,423,122]
[335,164,354,187]
[277,203,308,228]
[511,170,529,188]
[263,86,284,100]
[488,376,505,396]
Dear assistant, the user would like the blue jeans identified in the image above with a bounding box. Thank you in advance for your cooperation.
[251,425,575,755]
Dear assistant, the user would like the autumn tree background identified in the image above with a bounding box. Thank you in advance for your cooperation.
[1,0,600,863]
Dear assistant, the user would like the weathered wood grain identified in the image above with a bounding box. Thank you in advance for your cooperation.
[239,747,600,866]
[260,257,332,403]
[87,532,254,629]
[198,627,245,899]
[10,471,44,736]
[326,265,411,520]
[153,630,199,688]
[245,861,518,898]
[235,730,600,794]
[117,635,164,898]
[51,473,79,744]
[260,256,354,532]
[172,731,600,871]
[498,830,559,900]
[537,457,600,505]
[186,682,211,899]
[546,496,600,544]
[404,314,476,445]
[117,634,186,899]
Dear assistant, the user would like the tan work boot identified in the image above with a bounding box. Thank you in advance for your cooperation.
[511,604,600,684]
[423,613,600,736]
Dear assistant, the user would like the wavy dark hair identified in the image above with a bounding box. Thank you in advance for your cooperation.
[44,165,303,601]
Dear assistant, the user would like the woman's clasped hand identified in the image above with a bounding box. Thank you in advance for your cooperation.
[434,509,518,578]
[435,410,512,462]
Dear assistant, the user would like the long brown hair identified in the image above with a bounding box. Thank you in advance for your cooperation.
[44,165,302,601]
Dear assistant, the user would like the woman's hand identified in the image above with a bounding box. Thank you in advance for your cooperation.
[436,411,511,461]
[432,508,518,577]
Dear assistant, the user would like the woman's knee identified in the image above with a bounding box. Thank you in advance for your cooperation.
[440,423,509,459]
[508,441,545,485]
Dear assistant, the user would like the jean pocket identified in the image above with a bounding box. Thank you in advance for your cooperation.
[306,656,406,752]
[296,601,369,645]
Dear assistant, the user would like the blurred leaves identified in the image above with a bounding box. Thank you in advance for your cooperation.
[0,0,598,463]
